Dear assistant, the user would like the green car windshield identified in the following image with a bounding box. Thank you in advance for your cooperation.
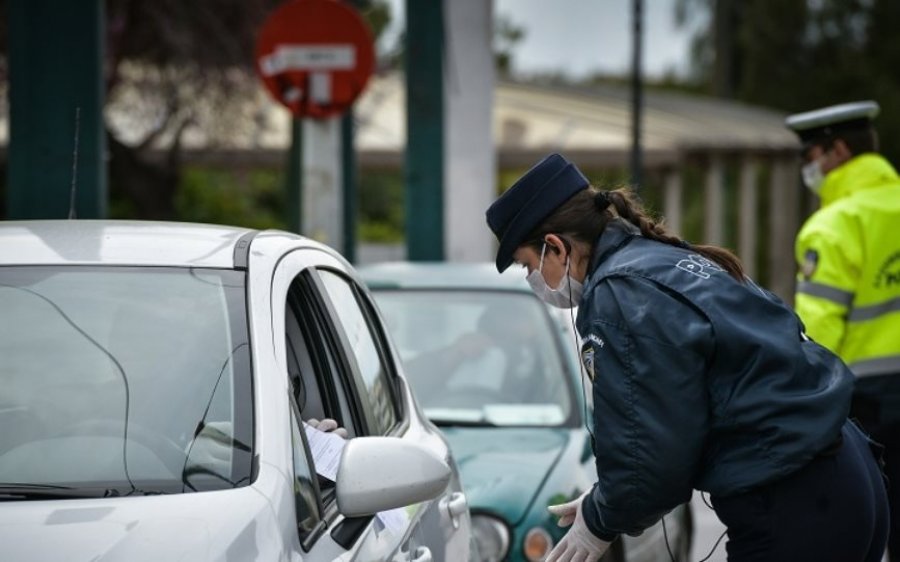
[0,266,253,497]
[372,290,575,427]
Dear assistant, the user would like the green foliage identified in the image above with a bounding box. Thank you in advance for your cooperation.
[173,166,287,230]
[359,169,404,242]
[494,14,526,77]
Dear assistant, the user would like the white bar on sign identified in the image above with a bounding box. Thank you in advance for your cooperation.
[260,44,355,75]
[310,72,332,104]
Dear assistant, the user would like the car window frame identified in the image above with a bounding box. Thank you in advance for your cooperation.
[312,267,404,436]
[286,277,358,435]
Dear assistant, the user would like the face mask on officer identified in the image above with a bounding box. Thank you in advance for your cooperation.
[801,155,826,194]
[526,240,584,309]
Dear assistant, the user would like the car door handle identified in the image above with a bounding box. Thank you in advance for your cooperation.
[446,492,467,516]
[411,546,433,562]
[441,491,468,529]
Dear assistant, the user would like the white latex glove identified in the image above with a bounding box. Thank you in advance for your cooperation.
[306,417,348,438]
[546,491,611,562]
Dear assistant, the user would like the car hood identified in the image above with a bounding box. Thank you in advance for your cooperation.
[440,427,570,526]
[0,486,279,561]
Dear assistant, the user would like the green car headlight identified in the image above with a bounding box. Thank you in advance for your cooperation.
[471,514,510,562]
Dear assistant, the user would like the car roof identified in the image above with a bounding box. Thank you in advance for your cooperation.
[358,261,532,292]
[0,220,255,268]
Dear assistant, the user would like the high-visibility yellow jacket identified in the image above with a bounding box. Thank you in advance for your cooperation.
[794,153,900,378]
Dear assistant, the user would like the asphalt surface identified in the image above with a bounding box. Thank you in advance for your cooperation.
[688,492,728,562]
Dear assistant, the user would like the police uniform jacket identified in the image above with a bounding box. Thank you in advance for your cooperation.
[794,153,900,379]
[575,221,854,541]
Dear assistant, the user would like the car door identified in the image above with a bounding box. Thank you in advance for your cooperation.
[270,248,456,561]
[312,266,469,562]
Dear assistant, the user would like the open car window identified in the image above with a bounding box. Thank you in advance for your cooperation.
[316,269,400,435]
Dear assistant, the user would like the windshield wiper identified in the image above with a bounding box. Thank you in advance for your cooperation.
[0,483,151,501]
[0,483,118,500]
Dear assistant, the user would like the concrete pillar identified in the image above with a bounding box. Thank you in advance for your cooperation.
[737,157,759,278]
[663,168,683,236]
[444,0,495,262]
[768,157,801,303]
[704,155,725,246]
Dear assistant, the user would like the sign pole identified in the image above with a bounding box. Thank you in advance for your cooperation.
[341,109,358,263]
[286,116,303,233]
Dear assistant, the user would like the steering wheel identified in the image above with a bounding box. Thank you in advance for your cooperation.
[65,418,187,476]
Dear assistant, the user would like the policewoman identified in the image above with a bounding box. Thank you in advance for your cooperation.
[485,153,889,562]
[786,101,900,561]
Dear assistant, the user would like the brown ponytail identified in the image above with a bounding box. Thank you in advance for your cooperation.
[606,188,745,281]
[524,186,746,282]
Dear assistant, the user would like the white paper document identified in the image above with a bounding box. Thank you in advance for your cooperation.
[303,422,347,481]
[376,507,409,534]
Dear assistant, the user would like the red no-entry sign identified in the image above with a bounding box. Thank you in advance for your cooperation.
[255,0,375,119]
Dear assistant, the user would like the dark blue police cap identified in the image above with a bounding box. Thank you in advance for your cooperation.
[485,153,589,273]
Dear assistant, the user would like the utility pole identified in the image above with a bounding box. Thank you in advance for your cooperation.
[630,0,644,190]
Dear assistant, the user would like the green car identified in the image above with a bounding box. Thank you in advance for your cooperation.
[360,262,692,562]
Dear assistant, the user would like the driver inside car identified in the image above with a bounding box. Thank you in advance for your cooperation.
[402,299,546,406]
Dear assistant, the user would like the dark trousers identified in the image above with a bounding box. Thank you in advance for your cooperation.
[880,428,900,561]
[711,421,889,562]
[852,375,900,561]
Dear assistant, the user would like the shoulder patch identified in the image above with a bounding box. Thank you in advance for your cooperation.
[580,344,595,381]
[579,334,604,382]
[802,249,819,280]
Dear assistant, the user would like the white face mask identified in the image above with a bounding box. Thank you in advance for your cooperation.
[526,242,584,309]
[801,157,825,194]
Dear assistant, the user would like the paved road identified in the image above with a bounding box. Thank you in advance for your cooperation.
[688,492,728,562]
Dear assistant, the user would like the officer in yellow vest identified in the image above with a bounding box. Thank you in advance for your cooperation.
[787,100,900,560]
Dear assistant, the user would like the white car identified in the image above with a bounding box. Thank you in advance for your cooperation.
[0,220,472,562]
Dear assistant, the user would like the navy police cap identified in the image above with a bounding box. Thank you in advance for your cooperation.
[785,100,879,147]
[485,153,589,273]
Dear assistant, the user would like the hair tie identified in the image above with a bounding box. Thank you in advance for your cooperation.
[595,191,611,211]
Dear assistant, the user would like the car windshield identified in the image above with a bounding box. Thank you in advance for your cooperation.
[372,290,575,427]
[0,266,252,497]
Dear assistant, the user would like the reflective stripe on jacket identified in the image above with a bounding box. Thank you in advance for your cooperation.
[794,153,900,377]
[576,221,853,541]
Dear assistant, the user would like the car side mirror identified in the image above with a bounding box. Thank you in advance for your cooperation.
[335,437,451,517]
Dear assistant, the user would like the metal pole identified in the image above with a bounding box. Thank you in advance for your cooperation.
[341,110,357,262]
[286,117,303,233]
[405,0,445,261]
[630,0,644,190]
